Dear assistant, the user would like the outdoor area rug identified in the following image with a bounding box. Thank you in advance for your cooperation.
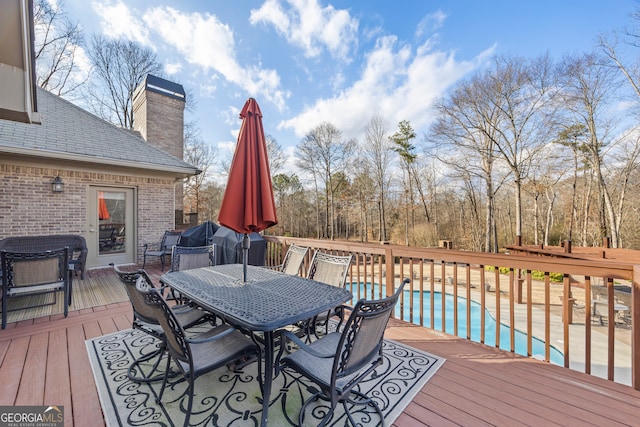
[86,328,445,426]
[5,272,129,323]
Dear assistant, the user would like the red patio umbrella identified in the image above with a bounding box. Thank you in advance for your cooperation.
[218,98,277,281]
[98,192,110,220]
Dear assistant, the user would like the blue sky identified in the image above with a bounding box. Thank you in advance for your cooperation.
[63,0,638,172]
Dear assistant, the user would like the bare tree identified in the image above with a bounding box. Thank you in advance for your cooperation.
[265,135,286,176]
[86,35,162,128]
[598,9,640,108]
[362,115,393,242]
[560,53,623,246]
[430,73,506,252]
[33,0,87,96]
[607,128,640,247]
[484,54,561,245]
[183,133,216,217]
[296,122,354,239]
[272,173,305,236]
[349,155,376,242]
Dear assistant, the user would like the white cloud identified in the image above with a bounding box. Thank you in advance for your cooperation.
[92,0,150,45]
[142,6,289,110]
[416,10,447,39]
[217,140,237,155]
[250,0,358,61]
[278,36,494,140]
[164,61,182,75]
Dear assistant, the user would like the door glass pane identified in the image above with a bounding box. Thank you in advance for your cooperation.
[98,191,126,255]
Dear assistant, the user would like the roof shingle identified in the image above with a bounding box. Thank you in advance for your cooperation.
[0,88,199,176]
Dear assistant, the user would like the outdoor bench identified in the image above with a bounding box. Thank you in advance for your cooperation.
[0,234,88,279]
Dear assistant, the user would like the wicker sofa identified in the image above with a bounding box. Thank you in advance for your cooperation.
[0,234,88,279]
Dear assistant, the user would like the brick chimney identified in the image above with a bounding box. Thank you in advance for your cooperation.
[133,74,186,225]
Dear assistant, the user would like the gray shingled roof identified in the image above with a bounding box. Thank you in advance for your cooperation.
[0,88,199,176]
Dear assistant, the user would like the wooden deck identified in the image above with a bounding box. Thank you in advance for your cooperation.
[1,266,639,426]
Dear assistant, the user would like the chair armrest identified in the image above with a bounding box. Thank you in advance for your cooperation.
[279,330,335,359]
[186,324,237,344]
[334,304,353,313]
[143,242,161,253]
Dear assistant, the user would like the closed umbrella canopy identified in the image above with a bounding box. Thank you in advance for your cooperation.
[98,192,110,220]
[218,98,277,234]
[218,98,277,280]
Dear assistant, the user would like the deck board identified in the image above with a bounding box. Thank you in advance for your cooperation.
[16,331,48,405]
[68,321,103,427]
[1,269,640,427]
[46,328,72,426]
[0,336,28,405]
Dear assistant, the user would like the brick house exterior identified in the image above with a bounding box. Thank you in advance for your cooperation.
[0,78,200,270]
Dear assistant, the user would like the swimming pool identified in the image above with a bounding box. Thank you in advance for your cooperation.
[348,283,564,365]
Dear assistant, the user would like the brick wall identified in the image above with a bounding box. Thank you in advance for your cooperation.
[0,164,175,265]
[132,83,185,213]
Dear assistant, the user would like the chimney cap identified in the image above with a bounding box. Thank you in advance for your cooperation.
[143,74,186,101]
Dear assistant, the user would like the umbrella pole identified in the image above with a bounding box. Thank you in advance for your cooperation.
[242,233,250,282]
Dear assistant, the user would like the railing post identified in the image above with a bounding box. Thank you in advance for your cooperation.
[514,236,523,303]
[633,265,640,390]
[385,246,394,297]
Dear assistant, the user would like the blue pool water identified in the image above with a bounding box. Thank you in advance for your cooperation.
[348,283,564,365]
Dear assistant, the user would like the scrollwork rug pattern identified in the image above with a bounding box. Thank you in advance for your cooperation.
[86,329,444,426]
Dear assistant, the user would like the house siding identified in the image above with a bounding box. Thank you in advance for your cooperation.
[0,163,176,266]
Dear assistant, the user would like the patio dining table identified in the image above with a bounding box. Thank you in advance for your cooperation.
[159,263,353,427]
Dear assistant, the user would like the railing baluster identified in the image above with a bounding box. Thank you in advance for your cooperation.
[544,272,550,363]
[585,275,592,374]
[452,262,458,336]
[441,261,446,333]
[607,277,615,381]
[419,258,424,327]
[480,265,486,344]
[526,269,533,358]
[466,264,472,340]
[562,273,570,367]
[509,268,515,353]
[495,266,500,349]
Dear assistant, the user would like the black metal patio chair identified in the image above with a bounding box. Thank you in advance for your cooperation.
[170,244,215,272]
[277,278,408,426]
[141,280,260,427]
[305,252,353,337]
[1,247,71,329]
[270,243,309,276]
[143,230,182,271]
[112,264,215,383]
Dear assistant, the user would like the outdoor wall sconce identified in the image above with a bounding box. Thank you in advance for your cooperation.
[51,176,64,192]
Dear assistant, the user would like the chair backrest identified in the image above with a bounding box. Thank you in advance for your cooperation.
[112,264,160,326]
[171,245,215,272]
[281,244,309,276]
[307,252,353,287]
[161,231,182,251]
[333,279,407,380]
[0,235,87,275]
[138,280,191,366]
[1,247,69,293]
